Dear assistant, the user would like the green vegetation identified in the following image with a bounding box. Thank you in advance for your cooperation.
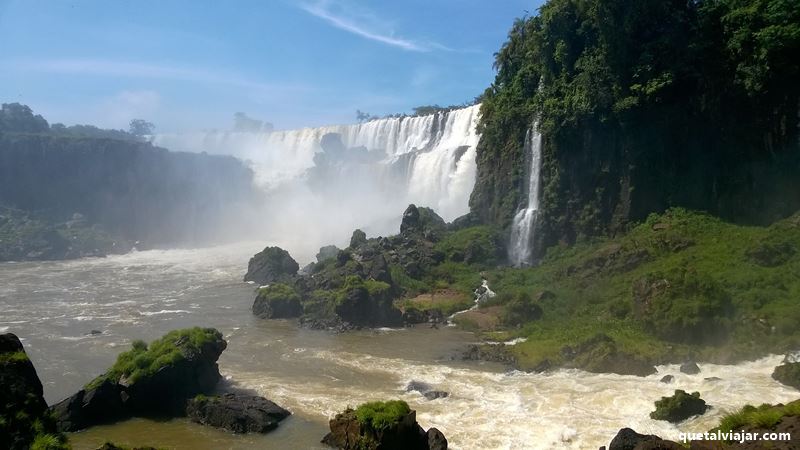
[30,432,70,450]
[471,0,800,246]
[434,226,501,267]
[354,400,411,430]
[0,350,29,364]
[716,400,800,433]
[476,209,800,369]
[87,327,223,388]
[650,390,708,422]
[257,283,300,303]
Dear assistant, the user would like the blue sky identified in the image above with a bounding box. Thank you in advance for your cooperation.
[0,0,541,132]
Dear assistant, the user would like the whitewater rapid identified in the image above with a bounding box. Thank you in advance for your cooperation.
[1,247,796,450]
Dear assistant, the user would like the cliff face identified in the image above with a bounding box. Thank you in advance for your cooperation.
[469,0,800,256]
[0,133,259,250]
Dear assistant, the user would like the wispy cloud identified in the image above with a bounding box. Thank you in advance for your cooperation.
[8,59,310,95]
[299,1,438,52]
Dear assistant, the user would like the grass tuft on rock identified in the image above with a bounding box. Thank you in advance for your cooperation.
[86,327,222,389]
[354,400,411,430]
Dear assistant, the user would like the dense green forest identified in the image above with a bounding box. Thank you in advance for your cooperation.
[470,0,800,254]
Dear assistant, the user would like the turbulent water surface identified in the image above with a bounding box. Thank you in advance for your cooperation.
[1,245,796,449]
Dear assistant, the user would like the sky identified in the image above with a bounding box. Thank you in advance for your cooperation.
[0,0,541,132]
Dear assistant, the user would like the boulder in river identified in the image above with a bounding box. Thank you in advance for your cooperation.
[50,327,227,432]
[772,362,800,390]
[186,393,290,433]
[322,400,447,449]
[649,390,708,423]
[680,361,701,375]
[659,375,674,383]
[244,246,299,285]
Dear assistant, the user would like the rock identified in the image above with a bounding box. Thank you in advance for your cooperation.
[316,245,341,263]
[772,362,800,390]
[423,391,449,400]
[321,401,445,449]
[565,334,656,377]
[252,284,303,319]
[427,428,448,450]
[405,381,433,394]
[186,393,290,433]
[608,428,671,450]
[89,329,103,335]
[680,361,701,375]
[745,239,796,267]
[243,246,299,285]
[1,333,67,450]
[400,204,446,238]
[607,428,683,450]
[660,375,674,383]
[350,229,368,248]
[703,377,722,382]
[51,327,227,432]
[405,381,449,400]
[462,344,517,366]
[96,443,159,450]
[649,390,708,423]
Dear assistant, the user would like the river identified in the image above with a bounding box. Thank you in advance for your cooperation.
[0,243,796,449]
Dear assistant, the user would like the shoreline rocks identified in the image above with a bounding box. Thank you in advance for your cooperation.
[50,327,228,432]
[186,393,291,433]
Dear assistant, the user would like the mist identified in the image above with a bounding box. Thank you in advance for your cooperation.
[150,105,481,264]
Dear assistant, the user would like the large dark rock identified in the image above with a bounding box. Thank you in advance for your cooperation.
[317,245,341,263]
[350,229,368,248]
[50,327,227,432]
[186,393,290,433]
[0,333,66,450]
[400,205,446,239]
[244,246,299,285]
[772,362,800,390]
[607,428,682,450]
[650,390,708,423]
[405,380,449,401]
[680,361,701,375]
[321,403,445,449]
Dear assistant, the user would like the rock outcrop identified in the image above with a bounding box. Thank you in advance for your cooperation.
[0,333,68,450]
[322,400,447,450]
[186,393,291,433]
[252,283,303,319]
[244,246,300,285]
[649,390,708,423]
[50,327,227,432]
[772,362,800,390]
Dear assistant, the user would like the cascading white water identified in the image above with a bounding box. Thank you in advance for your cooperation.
[508,125,543,267]
[150,105,481,222]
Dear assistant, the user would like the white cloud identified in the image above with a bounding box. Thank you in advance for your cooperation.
[8,59,310,96]
[299,1,437,52]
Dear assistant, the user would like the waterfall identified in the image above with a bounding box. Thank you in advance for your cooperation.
[508,125,543,267]
[150,106,481,257]
[150,105,481,222]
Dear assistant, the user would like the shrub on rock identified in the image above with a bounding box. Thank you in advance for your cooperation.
[252,283,303,319]
[650,390,708,422]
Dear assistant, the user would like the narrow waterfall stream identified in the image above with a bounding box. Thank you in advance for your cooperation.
[508,125,543,266]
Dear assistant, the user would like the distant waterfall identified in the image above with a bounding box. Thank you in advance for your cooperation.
[151,105,480,222]
[508,125,543,266]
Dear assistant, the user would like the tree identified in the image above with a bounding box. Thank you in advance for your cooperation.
[355,110,374,123]
[129,119,155,136]
[0,103,49,133]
